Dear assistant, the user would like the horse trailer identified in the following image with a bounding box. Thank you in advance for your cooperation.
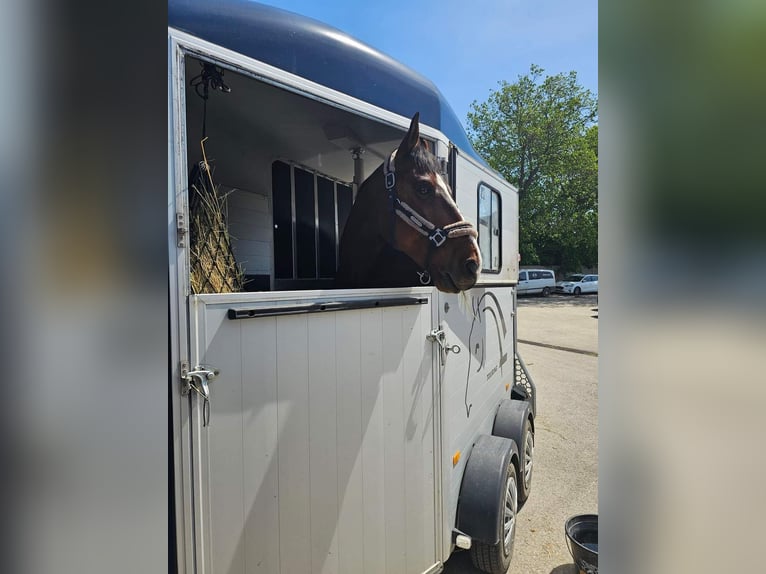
[169,2,536,574]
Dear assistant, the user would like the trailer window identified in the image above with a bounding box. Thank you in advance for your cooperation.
[478,183,501,272]
[272,161,353,283]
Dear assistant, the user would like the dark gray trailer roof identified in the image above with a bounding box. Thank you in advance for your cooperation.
[168,0,484,164]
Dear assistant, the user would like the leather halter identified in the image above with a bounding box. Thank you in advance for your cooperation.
[383,149,478,284]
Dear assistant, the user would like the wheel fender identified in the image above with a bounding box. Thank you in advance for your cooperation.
[493,399,533,447]
[456,434,518,545]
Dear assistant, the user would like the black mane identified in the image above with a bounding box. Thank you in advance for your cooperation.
[410,143,441,175]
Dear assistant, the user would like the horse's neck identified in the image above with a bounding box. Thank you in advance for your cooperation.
[338,239,419,289]
[336,178,391,285]
[366,245,422,287]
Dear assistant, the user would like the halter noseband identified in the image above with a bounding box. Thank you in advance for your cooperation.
[383,149,478,284]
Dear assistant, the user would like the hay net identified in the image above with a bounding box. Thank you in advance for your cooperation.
[188,156,244,294]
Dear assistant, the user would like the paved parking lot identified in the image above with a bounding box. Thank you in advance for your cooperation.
[444,294,598,574]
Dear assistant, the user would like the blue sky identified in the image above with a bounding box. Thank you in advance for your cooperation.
[258,0,598,128]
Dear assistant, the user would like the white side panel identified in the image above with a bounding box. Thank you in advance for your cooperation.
[276,314,312,573]
[436,287,516,544]
[241,318,281,573]
[335,311,364,574]
[308,314,340,574]
[194,303,247,574]
[455,154,519,282]
[189,290,439,574]
[381,309,407,573]
[360,309,386,573]
[402,308,438,572]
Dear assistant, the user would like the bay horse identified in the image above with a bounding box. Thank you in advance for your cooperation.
[336,113,481,293]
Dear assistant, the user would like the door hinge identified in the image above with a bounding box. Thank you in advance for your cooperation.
[180,360,191,394]
[176,212,188,247]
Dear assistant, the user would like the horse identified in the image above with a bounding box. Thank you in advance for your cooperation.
[336,113,481,293]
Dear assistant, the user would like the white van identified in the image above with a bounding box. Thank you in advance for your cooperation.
[518,269,556,296]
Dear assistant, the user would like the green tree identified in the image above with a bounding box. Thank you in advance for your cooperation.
[466,65,598,273]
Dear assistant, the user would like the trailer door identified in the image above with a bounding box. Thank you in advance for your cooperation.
[434,152,518,539]
[432,287,515,556]
[184,291,441,574]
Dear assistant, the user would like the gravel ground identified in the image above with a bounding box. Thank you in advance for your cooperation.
[443,294,598,574]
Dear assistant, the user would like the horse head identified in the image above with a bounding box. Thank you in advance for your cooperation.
[337,113,482,293]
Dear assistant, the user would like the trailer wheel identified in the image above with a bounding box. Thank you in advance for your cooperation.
[470,460,518,574]
[518,417,534,504]
[493,399,534,505]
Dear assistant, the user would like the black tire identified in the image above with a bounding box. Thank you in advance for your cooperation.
[541,287,551,297]
[470,460,518,574]
[517,418,534,505]
[574,286,582,296]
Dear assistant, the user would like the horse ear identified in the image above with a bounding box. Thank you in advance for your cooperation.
[397,112,421,158]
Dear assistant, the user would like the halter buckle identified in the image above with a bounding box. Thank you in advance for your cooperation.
[429,229,447,247]
[385,172,396,190]
[417,270,431,285]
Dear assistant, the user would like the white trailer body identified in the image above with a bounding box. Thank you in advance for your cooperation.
[169,3,535,574]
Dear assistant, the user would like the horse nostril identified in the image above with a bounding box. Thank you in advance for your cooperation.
[465,259,479,276]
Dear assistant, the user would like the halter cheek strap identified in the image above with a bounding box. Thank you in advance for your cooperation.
[384,150,477,245]
[383,148,478,284]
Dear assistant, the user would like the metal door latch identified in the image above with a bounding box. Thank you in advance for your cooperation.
[427,328,461,355]
[181,362,219,426]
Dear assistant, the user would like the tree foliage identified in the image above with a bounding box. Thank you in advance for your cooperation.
[466,65,598,273]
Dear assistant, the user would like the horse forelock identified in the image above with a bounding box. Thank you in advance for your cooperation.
[388,141,468,226]
[410,144,441,175]
[409,146,461,207]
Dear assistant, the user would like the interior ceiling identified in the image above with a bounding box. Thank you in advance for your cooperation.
[185,57,406,182]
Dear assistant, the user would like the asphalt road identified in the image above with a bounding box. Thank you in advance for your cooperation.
[443,294,598,574]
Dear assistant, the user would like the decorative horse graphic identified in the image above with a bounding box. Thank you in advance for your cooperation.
[336,113,482,293]
[464,291,509,417]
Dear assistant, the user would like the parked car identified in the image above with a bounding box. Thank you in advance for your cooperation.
[518,269,556,296]
[555,274,598,295]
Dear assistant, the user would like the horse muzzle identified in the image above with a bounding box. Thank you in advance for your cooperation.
[426,225,481,292]
[431,250,480,293]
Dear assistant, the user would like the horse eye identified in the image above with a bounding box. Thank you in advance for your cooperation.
[417,184,433,197]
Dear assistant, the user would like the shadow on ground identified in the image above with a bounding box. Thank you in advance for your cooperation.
[517,294,598,308]
[441,549,481,573]
[443,552,580,574]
